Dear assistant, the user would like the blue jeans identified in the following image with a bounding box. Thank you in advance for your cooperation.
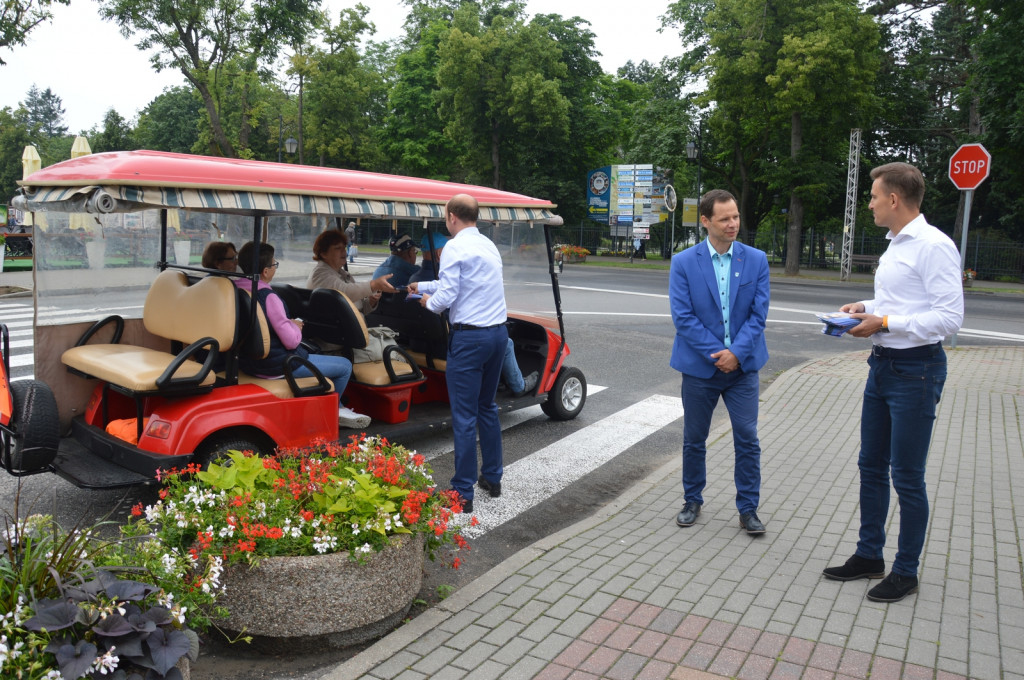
[857,348,946,576]
[447,325,508,500]
[681,369,761,514]
[501,338,525,393]
[292,354,353,403]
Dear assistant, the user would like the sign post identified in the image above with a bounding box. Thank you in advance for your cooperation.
[948,142,992,271]
[947,142,992,347]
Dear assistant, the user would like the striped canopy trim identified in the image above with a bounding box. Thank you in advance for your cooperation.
[18,184,558,223]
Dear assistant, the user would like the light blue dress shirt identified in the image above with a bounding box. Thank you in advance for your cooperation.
[707,239,734,348]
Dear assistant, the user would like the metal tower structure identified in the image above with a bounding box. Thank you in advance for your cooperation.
[840,128,862,282]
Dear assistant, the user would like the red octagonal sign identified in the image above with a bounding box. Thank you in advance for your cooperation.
[948,143,992,190]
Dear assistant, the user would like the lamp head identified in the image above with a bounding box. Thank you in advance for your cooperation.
[285,137,298,154]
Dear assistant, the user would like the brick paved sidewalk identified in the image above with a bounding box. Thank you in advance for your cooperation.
[326,346,1024,680]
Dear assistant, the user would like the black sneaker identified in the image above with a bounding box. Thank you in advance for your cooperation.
[675,502,701,527]
[823,554,886,581]
[477,475,501,497]
[867,572,918,602]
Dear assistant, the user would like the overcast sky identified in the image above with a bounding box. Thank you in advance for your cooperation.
[3,1,684,134]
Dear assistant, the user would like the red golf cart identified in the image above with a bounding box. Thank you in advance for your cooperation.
[1,151,586,489]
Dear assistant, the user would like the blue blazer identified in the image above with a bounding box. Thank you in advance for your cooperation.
[669,240,770,378]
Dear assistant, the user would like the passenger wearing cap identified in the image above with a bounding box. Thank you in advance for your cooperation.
[372,234,421,288]
[409,230,449,283]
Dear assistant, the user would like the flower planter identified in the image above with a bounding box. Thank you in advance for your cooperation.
[563,254,586,264]
[216,533,425,654]
[963,278,973,288]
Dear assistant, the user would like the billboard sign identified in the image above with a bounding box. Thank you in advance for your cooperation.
[586,166,611,224]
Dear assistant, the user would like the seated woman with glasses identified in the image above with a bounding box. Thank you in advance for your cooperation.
[306,230,396,315]
[235,240,370,428]
[202,241,239,272]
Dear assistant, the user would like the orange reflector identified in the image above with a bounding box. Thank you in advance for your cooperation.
[146,419,171,439]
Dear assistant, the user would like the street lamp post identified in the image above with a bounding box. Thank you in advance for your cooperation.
[278,114,299,163]
[685,118,703,204]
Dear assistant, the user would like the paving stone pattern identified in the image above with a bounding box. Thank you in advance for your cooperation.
[334,347,1024,680]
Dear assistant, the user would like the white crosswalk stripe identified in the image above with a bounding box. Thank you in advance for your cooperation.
[457,394,683,538]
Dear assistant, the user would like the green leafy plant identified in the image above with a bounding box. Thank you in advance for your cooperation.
[130,435,473,569]
[963,268,977,281]
[2,505,212,680]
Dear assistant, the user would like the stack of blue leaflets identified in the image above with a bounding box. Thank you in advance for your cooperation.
[815,312,861,337]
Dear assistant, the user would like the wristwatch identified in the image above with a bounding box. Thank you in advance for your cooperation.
[880,315,890,333]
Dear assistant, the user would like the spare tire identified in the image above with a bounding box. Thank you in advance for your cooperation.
[8,380,60,471]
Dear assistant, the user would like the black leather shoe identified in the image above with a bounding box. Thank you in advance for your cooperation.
[512,371,539,398]
[739,512,766,535]
[867,572,918,602]
[675,502,701,527]
[822,554,885,581]
[477,475,501,498]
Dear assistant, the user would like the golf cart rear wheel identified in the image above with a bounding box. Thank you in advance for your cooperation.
[9,380,60,471]
[541,366,586,421]
[193,431,274,469]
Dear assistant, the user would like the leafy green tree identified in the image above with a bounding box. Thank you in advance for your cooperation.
[98,0,322,158]
[382,15,463,180]
[135,87,202,152]
[301,4,386,169]
[0,0,69,65]
[22,84,67,137]
[665,0,879,275]
[435,3,569,189]
[972,0,1024,240]
[0,107,34,203]
[88,108,137,152]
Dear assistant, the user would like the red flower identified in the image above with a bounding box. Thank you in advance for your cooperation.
[130,503,143,517]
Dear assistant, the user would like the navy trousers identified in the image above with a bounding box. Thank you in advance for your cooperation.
[681,369,762,514]
[447,324,508,501]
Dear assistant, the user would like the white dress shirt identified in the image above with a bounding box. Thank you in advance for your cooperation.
[418,226,507,326]
[862,214,964,349]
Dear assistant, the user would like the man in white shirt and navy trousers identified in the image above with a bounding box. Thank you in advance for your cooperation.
[409,194,507,513]
[823,162,964,602]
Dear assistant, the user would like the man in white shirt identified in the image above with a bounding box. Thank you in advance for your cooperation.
[409,194,507,513]
[823,162,963,603]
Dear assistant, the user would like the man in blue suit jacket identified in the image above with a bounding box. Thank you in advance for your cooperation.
[669,189,771,534]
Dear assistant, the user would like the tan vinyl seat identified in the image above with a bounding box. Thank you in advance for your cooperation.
[62,270,235,393]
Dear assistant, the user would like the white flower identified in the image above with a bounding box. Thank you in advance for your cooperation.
[358,543,373,554]
[92,647,119,674]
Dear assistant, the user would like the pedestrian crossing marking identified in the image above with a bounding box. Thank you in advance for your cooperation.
[458,393,683,537]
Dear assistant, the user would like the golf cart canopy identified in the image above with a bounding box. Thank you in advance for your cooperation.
[15,150,561,224]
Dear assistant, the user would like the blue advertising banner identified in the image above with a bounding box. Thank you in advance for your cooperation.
[586,166,611,224]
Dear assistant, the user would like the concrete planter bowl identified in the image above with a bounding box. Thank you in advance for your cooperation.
[216,533,425,654]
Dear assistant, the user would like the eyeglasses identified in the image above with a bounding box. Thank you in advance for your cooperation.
[220,255,238,262]
[268,261,280,269]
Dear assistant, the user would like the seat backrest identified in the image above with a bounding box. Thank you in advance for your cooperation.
[366,293,448,358]
[143,270,237,349]
[303,288,369,350]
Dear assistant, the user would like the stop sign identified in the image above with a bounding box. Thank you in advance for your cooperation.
[948,143,991,190]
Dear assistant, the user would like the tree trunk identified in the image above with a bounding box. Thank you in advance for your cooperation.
[298,73,305,165]
[735,143,753,244]
[491,122,501,189]
[190,78,236,158]
[784,111,804,275]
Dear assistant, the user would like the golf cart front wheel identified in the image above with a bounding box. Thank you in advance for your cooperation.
[541,366,586,420]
